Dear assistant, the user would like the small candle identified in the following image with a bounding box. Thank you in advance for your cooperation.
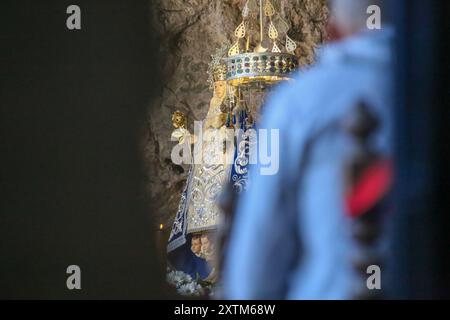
[156,223,167,271]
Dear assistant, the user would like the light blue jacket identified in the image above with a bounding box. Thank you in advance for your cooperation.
[223,29,394,300]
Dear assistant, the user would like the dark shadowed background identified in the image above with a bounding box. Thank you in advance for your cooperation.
[1,0,163,298]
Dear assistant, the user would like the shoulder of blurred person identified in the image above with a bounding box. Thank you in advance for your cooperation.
[262,27,395,169]
[267,27,394,115]
[223,27,395,300]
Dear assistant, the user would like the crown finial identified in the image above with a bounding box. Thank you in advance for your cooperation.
[207,44,230,89]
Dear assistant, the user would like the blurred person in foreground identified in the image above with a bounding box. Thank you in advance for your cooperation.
[223,0,394,299]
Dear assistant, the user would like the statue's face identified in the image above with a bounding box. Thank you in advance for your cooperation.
[214,81,227,100]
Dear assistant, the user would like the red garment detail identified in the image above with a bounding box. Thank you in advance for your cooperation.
[346,159,393,218]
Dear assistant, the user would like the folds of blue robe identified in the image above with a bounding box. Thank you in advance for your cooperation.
[166,167,212,280]
[167,110,253,280]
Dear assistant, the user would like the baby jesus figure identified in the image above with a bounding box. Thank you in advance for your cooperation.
[190,235,202,258]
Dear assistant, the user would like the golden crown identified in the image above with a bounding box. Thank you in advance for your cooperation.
[172,110,187,129]
[226,0,298,87]
[213,64,228,82]
[207,44,229,89]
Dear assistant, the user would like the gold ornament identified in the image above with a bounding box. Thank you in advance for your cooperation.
[234,21,247,39]
[272,42,281,53]
[264,0,275,17]
[172,110,187,129]
[228,41,240,57]
[286,35,297,54]
[268,21,279,40]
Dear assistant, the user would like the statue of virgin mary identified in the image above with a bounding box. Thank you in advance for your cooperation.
[166,50,236,283]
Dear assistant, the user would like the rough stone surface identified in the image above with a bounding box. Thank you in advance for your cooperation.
[144,0,329,227]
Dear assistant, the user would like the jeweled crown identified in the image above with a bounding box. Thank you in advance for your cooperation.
[226,0,299,86]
